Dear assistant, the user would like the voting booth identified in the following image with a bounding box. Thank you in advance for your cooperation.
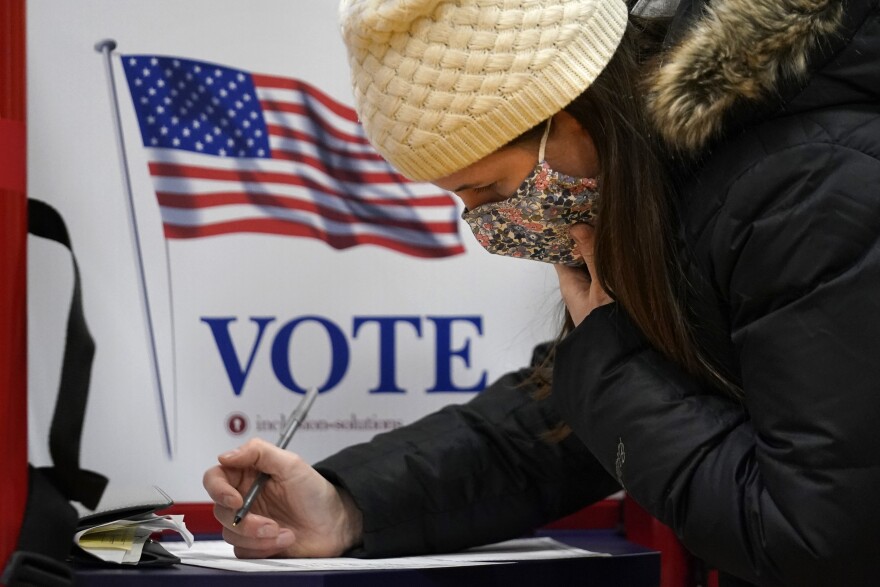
[25,0,559,503]
[7,1,692,585]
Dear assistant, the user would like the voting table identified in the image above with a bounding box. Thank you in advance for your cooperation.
[72,529,660,586]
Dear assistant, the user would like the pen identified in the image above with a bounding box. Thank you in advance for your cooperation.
[232,386,319,527]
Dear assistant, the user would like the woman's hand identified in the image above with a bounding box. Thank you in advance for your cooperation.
[203,438,363,559]
[555,224,613,327]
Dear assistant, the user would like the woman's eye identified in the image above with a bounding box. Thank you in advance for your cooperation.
[473,185,494,194]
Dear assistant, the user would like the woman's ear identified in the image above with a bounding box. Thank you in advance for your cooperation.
[549,111,600,178]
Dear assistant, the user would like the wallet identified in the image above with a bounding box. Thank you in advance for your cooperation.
[70,486,183,567]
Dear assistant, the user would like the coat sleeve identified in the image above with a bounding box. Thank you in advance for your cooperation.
[550,142,880,586]
[314,344,620,557]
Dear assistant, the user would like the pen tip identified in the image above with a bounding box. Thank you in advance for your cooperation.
[232,516,241,527]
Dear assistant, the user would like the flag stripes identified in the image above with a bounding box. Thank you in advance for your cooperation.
[121,55,464,258]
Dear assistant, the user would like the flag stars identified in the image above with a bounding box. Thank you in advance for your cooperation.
[124,56,269,158]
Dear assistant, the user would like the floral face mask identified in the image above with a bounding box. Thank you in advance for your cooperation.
[461,119,599,266]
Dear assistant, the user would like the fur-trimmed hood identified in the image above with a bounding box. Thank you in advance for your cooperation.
[646,0,854,152]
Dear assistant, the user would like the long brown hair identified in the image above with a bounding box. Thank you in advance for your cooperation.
[532,17,738,417]
[573,19,706,374]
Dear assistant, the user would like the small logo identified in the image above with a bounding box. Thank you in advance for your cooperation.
[226,412,249,436]
[615,437,626,487]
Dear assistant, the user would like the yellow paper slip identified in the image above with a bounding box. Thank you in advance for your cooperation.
[78,525,138,551]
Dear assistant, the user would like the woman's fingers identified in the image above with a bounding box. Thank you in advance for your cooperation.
[206,439,305,508]
[213,501,275,532]
[203,437,359,558]
[213,493,296,558]
[570,224,597,283]
[203,465,245,512]
[556,224,612,326]
[218,438,301,481]
[223,526,296,558]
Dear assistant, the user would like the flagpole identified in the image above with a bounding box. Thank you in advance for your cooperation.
[163,240,179,454]
[95,39,173,459]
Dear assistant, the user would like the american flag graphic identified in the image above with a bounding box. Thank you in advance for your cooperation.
[120,55,465,258]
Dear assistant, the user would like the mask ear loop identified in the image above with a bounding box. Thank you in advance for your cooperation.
[538,118,552,163]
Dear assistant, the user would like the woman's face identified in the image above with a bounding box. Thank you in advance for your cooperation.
[432,110,600,211]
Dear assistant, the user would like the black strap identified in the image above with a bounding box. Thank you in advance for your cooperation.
[0,550,73,587]
[5,466,79,582]
[27,199,107,509]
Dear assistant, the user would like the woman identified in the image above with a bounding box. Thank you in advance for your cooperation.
[204,0,880,584]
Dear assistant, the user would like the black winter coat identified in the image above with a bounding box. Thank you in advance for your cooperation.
[317,1,880,585]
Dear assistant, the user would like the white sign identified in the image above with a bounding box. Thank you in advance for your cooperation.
[27,0,559,501]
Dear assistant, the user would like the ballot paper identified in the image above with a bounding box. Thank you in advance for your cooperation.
[162,536,607,572]
[75,513,194,564]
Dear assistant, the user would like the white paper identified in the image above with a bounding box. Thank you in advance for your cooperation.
[162,537,606,573]
[425,537,608,562]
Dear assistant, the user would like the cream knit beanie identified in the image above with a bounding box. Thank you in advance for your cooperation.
[339,0,629,181]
